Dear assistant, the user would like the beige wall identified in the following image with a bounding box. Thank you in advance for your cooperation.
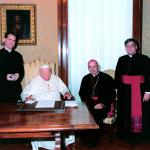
[0,0,58,72]
[142,0,150,57]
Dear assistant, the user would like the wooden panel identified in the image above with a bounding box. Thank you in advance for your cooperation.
[133,0,142,52]
[57,0,68,86]
[0,132,53,138]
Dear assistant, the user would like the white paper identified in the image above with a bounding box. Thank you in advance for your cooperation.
[35,100,55,108]
[65,100,78,107]
[25,100,35,104]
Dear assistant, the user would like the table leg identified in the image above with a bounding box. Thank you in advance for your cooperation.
[55,132,61,150]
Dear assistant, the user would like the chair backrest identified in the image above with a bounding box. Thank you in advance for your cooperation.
[22,59,56,88]
[103,69,115,79]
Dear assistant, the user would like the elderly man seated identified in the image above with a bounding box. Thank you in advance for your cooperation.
[21,64,74,150]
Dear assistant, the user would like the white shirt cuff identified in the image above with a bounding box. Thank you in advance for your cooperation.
[145,92,150,94]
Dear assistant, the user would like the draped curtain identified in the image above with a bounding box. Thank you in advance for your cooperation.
[68,0,133,99]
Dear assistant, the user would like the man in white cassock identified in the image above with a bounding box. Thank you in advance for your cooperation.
[21,64,75,150]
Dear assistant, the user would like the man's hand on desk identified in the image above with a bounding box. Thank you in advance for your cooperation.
[63,92,73,100]
[25,95,36,102]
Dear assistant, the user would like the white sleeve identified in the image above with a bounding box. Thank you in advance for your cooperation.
[21,79,36,101]
[145,92,150,94]
[58,77,70,95]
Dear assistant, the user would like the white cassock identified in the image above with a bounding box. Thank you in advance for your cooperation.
[21,75,70,101]
[31,135,75,150]
[21,75,75,150]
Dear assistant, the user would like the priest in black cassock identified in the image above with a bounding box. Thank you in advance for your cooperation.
[79,59,116,147]
[115,38,150,142]
[0,31,24,103]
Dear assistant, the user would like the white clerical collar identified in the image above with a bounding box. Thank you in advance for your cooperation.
[4,46,12,53]
[92,71,99,77]
[128,55,132,58]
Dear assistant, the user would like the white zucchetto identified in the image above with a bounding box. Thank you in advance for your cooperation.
[40,64,49,69]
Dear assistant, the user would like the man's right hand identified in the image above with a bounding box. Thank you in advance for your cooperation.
[7,74,16,81]
[63,92,73,100]
[25,95,36,102]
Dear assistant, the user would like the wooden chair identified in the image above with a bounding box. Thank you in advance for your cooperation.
[22,58,56,88]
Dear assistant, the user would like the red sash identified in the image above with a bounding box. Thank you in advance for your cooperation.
[122,75,144,132]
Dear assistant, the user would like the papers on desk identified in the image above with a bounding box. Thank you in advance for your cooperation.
[35,100,55,108]
[65,100,78,107]
[16,100,65,112]
[25,100,35,104]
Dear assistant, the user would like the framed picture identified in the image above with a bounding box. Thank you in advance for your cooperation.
[0,4,36,45]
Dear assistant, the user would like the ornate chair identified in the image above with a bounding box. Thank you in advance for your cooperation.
[22,58,56,88]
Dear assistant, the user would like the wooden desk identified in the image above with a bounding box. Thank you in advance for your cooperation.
[0,102,98,150]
